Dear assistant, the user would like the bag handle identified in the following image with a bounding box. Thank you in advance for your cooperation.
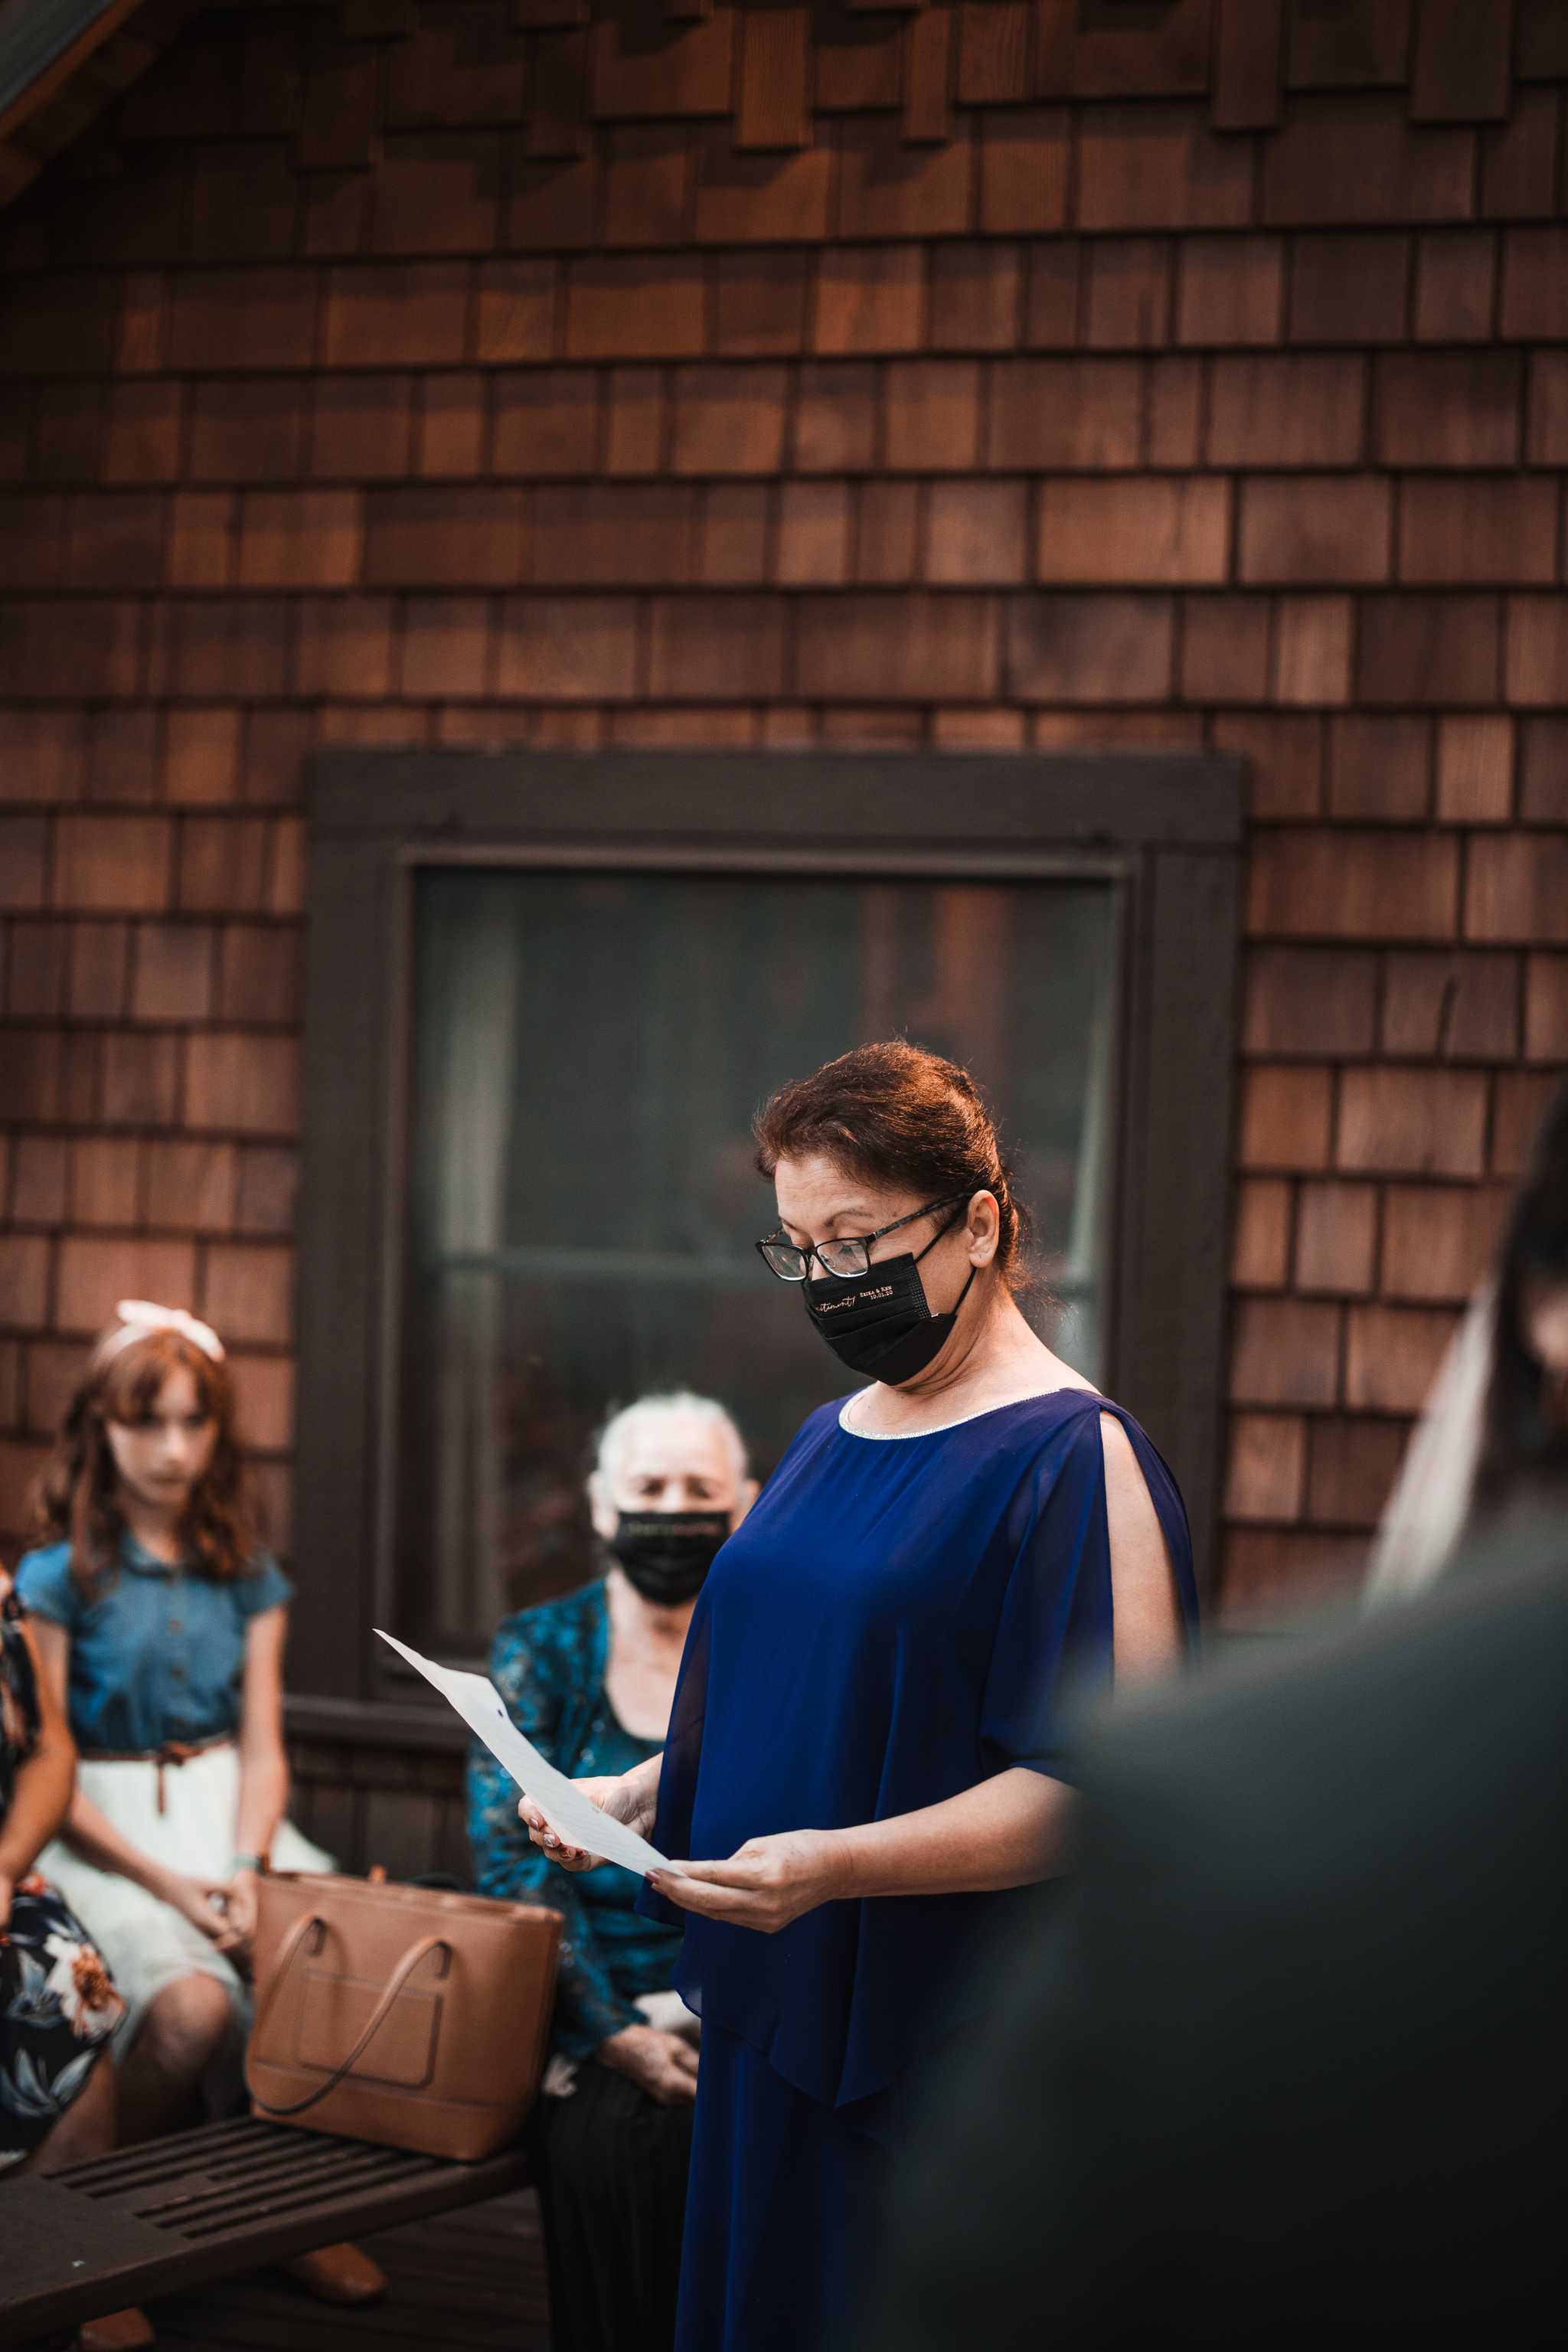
[246,1911,452,2118]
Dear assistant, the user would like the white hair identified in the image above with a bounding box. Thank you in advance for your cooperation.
[593,1390,750,1492]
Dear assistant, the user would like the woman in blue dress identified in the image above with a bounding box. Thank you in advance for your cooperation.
[521,1042,1199,2351]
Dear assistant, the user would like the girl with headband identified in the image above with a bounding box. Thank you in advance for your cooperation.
[15,1303,384,2308]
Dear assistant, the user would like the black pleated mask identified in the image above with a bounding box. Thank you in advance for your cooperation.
[802,1234,977,1387]
[609,1511,730,1605]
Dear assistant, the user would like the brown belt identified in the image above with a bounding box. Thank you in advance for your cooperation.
[79,1733,234,1815]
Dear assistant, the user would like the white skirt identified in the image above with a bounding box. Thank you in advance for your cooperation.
[36,1742,333,2060]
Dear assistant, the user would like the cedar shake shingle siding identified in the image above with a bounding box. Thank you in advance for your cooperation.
[1,0,1565,1627]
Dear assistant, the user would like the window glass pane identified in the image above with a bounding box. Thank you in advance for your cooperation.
[401,867,1119,1656]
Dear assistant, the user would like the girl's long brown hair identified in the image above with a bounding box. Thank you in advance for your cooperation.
[34,1326,260,1596]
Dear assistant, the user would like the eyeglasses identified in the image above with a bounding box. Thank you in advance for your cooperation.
[755,1193,971,1284]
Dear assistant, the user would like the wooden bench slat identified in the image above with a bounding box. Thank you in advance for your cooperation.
[70,2124,311,2188]
[170,2158,440,2237]
[3,2119,534,2335]
[89,2131,413,2209]
[1,2175,181,2306]
[78,2133,433,2217]
[53,2113,266,2184]
[208,2135,427,2184]
[132,2139,429,2215]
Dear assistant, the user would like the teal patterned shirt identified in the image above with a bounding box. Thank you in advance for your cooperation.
[467,1578,682,2062]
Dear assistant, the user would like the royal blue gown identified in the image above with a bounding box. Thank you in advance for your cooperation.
[640,1387,1200,2352]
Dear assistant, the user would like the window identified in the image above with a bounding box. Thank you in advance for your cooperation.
[405,865,1119,1657]
[292,753,1241,1730]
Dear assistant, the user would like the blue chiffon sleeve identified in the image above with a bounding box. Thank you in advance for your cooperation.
[979,1406,1119,1780]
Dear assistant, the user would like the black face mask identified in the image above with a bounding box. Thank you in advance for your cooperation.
[802,1226,977,1387]
[609,1511,730,1605]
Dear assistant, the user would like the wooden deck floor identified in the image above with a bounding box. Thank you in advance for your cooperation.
[142,2190,551,2351]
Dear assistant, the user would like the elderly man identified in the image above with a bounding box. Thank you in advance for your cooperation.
[469,1390,756,2352]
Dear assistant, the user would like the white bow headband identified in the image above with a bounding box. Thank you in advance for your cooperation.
[95,1301,226,1368]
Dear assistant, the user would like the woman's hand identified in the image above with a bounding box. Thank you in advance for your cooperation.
[518,1774,653,1872]
[222,1868,261,1957]
[155,1868,243,1955]
[0,1869,12,1931]
[649,1829,851,1936]
[598,2023,700,2106]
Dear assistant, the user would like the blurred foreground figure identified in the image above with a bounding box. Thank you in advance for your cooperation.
[859,1517,1566,2349]
[1370,1074,1568,1601]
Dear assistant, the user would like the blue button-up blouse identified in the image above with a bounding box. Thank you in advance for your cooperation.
[15,1537,292,1752]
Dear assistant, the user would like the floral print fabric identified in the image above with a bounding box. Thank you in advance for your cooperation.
[2,1591,124,2169]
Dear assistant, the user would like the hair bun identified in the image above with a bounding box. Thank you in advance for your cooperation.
[753,1040,1031,1284]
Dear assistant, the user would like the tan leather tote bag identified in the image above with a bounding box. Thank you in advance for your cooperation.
[245,1870,562,2161]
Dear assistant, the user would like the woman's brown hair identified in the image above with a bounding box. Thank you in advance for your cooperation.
[34,1326,260,1596]
[753,1040,1031,1284]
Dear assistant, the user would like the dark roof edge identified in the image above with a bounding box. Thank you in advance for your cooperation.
[0,0,142,136]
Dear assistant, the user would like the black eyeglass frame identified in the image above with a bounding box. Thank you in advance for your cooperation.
[754,1191,974,1284]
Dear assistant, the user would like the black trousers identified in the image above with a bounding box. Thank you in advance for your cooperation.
[530,2056,694,2352]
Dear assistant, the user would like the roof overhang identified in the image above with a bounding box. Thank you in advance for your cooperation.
[0,0,178,205]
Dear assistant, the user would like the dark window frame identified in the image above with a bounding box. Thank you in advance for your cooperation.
[289,750,1243,1744]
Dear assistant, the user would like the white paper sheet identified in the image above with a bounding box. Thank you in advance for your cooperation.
[376,1629,672,1878]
